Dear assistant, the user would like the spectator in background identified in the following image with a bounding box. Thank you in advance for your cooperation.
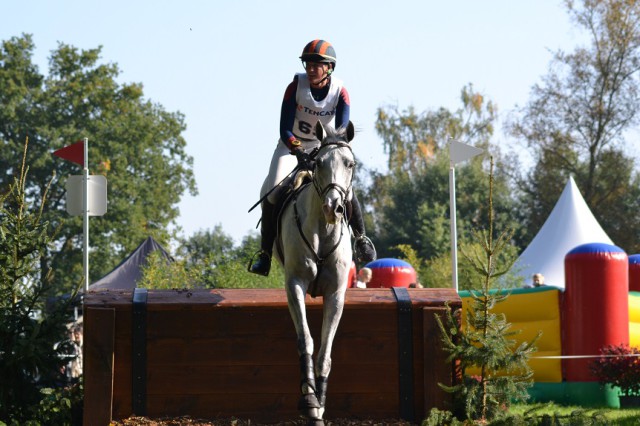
[355,267,372,288]
[65,323,83,382]
[523,273,545,288]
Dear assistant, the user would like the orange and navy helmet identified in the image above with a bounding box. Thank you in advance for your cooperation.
[300,39,337,69]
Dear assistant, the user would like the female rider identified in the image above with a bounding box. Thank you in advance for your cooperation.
[249,39,376,276]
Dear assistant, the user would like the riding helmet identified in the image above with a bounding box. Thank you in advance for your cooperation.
[300,39,337,69]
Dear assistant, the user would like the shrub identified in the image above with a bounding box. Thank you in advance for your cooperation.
[590,343,640,397]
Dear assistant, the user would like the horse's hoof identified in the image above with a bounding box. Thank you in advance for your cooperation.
[306,419,324,426]
[298,392,321,418]
[299,407,320,420]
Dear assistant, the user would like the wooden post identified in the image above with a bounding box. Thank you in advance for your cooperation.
[423,306,454,414]
[83,307,116,426]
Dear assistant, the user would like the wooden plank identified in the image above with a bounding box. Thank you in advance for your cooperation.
[423,306,454,415]
[141,392,400,422]
[145,333,397,366]
[83,307,115,426]
[143,308,397,339]
[84,288,461,310]
[141,363,398,395]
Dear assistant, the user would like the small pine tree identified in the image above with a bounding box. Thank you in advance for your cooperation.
[435,158,540,423]
[0,139,78,422]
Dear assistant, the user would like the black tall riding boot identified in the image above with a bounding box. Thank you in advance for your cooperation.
[349,194,377,264]
[248,201,276,276]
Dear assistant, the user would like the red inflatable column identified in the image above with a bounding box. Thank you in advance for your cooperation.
[347,261,356,288]
[563,243,629,382]
[629,254,640,292]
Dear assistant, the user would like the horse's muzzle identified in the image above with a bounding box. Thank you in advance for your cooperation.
[322,200,344,224]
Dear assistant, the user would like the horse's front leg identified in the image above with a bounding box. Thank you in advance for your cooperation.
[285,280,322,420]
[315,287,346,416]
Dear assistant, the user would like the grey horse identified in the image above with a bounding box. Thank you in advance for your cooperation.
[275,120,355,424]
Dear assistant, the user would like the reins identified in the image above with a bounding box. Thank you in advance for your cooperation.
[293,141,353,266]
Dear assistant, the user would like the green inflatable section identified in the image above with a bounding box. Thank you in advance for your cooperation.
[528,382,620,408]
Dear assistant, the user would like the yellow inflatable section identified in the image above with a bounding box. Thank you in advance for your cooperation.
[460,286,563,383]
[630,292,640,347]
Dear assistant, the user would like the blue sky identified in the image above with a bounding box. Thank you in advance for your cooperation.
[5,1,586,243]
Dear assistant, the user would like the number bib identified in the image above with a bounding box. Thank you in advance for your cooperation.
[293,73,344,141]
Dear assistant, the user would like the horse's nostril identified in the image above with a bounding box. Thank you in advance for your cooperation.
[335,205,344,215]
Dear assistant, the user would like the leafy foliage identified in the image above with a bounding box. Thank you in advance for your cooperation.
[590,344,640,397]
[508,0,640,253]
[0,34,196,295]
[139,228,285,289]
[368,85,520,271]
[0,139,78,422]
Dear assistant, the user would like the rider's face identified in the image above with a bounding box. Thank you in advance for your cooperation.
[304,62,330,85]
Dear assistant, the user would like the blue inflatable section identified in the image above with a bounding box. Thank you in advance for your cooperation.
[366,258,413,269]
[567,242,625,255]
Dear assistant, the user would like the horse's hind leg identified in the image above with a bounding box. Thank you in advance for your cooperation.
[286,281,322,420]
[315,288,346,416]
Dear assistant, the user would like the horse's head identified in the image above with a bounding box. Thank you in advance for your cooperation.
[312,121,356,224]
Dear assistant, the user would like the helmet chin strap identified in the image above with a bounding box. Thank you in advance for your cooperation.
[317,67,333,85]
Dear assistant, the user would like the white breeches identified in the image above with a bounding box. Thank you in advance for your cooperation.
[260,139,320,204]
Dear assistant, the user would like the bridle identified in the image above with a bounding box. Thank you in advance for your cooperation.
[293,141,354,267]
[311,141,354,203]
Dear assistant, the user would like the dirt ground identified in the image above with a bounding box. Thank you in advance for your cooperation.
[110,416,416,425]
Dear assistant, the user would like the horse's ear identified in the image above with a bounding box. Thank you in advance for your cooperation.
[346,121,355,142]
[315,121,326,142]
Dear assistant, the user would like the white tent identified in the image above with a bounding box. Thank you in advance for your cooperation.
[514,176,614,289]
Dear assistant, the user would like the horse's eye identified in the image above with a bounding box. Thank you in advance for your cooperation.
[349,161,356,169]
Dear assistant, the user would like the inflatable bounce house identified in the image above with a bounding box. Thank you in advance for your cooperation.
[459,242,639,407]
[366,178,640,407]
[457,178,640,407]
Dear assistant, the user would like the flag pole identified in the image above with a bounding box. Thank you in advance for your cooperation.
[449,163,459,292]
[83,137,89,291]
[448,139,484,292]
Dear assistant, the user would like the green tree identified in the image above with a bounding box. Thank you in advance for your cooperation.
[0,140,77,422]
[434,159,538,423]
[0,34,197,294]
[193,231,285,289]
[368,85,520,275]
[140,229,285,289]
[178,225,235,266]
[508,0,640,253]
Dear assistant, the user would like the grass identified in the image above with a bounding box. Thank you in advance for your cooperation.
[509,403,640,425]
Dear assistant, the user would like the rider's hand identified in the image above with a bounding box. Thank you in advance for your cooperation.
[291,147,313,170]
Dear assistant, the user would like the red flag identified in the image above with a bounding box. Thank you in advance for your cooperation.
[53,140,85,166]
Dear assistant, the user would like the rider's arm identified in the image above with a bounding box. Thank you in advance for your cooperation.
[334,87,351,129]
[280,76,300,150]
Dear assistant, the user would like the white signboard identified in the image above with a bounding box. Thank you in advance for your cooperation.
[66,175,108,216]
